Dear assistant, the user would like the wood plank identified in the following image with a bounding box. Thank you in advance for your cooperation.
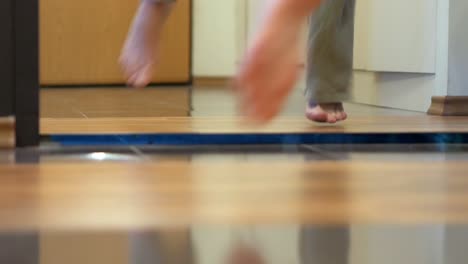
[0,160,467,230]
[40,0,191,85]
[193,77,231,87]
[0,117,15,148]
[40,116,468,135]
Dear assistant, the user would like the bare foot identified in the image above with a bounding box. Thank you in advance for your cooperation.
[227,244,265,264]
[120,1,173,88]
[306,102,347,123]
[236,0,320,123]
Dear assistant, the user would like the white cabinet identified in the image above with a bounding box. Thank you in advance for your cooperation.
[352,0,449,112]
[354,0,437,73]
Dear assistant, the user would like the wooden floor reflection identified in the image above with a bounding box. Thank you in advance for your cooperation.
[40,87,191,119]
[0,159,466,230]
[3,225,464,264]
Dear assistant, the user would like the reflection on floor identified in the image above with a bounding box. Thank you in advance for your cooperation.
[1,225,467,264]
[1,143,468,230]
[41,87,191,118]
[1,225,464,264]
[40,86,468,136]
[1,143,468,263]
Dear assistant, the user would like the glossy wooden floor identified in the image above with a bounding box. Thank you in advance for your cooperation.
[40,86,468,135]
[41,87,190,118]
[1,153,468,230]
[41,115,468,135]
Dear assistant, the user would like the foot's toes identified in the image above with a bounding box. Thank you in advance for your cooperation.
[335,104,347,121]
[335,110,345,121]
[326,112,338,124]
[336,111,347,121]
[306,103,348,123]
[306,106,328,123]
[306,111,328,123]
[341,112,348,121]
[127,72,139,87]
[134,73,152,88]
[126,64,153,88]
[119,52,138,78]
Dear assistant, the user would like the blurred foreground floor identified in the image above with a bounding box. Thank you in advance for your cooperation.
[2,143,468,229]
[0,144,467,263]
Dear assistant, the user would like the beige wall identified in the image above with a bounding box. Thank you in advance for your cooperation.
[447,0,468,96]
[192,0,245,77]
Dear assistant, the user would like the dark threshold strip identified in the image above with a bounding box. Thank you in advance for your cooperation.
[47,133,468,146]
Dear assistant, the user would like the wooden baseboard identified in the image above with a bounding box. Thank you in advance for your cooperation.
[428,96,468,116]
[193,77,232,87]
[0,117,15,149]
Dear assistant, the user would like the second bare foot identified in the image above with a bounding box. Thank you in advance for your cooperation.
[306,102,347,123]
[120,1,173,88]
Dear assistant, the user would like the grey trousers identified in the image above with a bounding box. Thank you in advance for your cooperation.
[306,0,356,103]
[300,227,349,264]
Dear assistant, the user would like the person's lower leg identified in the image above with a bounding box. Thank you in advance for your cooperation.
[120,0,175,88]
[305,0,355,123]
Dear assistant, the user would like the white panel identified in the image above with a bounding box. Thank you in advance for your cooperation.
[448,0,468,96]
[350,226,445,264]
[353,0,372,70]
[351,71,435,112]
[365,0,437,73]
[192,0,242,76]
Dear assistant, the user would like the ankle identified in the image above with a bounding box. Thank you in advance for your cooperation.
[274,0,321,18]
[308,101,341,104]
[140,0,174,16]
[142,0,174,6]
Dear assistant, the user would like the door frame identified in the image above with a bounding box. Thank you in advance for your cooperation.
[0,0,14,118]
[0,0,40,147]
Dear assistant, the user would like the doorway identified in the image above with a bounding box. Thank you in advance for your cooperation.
[39,0,192,138]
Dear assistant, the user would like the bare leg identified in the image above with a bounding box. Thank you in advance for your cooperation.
[236,0,322,123]
[120,0,174,88]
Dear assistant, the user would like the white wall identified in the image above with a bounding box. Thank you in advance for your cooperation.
[447,0,468,96]
[192,0,307,78]
[192,0,245,77]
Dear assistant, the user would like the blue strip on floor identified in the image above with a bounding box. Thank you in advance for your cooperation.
[48,133,468,146]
